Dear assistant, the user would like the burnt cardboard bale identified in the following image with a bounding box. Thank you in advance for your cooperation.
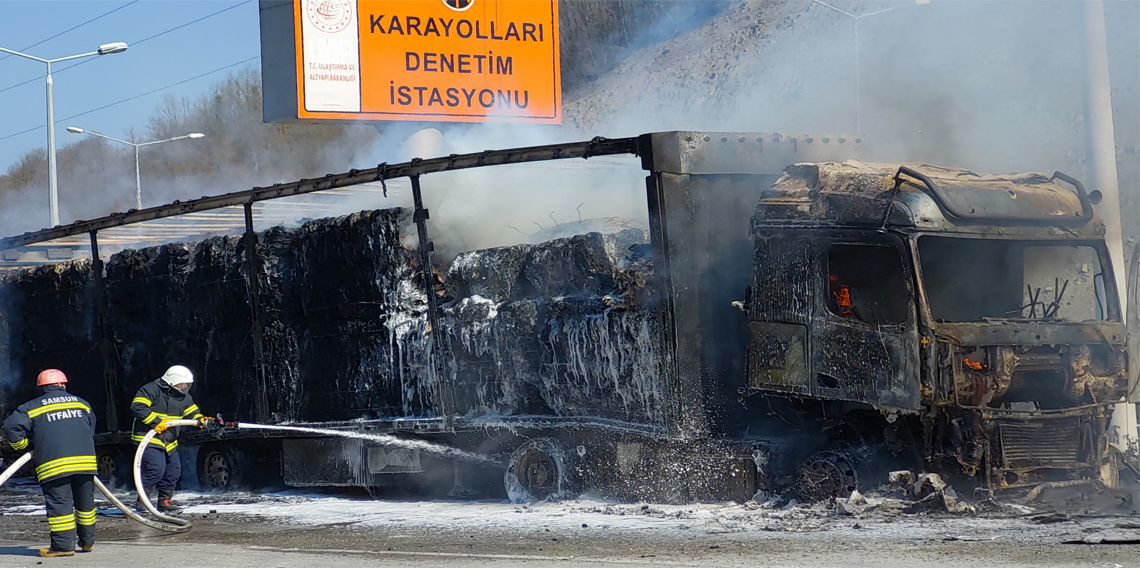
[283,209,433,422]
[446,245,530,303]
[445,228,649,303]
[538,296,664,423]
[601,228,651,267]
[444,297,546,416]
[443,296,666,424]
[441,227,662,424]
[0,261,100,418]
[0,279,14,409]
[104,236,257,426]
[524,232,616,297]
[252,225,306,423]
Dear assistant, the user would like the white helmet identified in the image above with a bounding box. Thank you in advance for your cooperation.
[160,365,194,387]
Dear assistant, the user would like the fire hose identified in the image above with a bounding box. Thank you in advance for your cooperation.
[132,419,202,529]
[0,452,32,487]
[0,449,191,533]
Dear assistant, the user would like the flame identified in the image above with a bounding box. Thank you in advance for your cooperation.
[963,359,984,371]
[829,274,853,317]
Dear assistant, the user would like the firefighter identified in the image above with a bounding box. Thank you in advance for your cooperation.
[2,369,97,557]
[129,365,209,513]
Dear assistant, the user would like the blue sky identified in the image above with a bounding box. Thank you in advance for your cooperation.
[0,0,261,172]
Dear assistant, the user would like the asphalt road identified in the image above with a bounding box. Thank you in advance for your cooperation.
[0,538,1135,568]
[0,487,1136,568]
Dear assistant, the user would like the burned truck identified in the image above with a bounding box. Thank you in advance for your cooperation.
[744,161,1135,496]
[0,132,1135,502]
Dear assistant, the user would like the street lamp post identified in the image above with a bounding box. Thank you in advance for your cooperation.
[0,42,128,228]
[811,0,929,132]
[66,127,204,210]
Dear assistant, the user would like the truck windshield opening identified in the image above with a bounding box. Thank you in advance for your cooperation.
[918,236,1110,323]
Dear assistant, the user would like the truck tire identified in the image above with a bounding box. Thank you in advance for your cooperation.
[504,439,577,503]
[96,446,131,488]
[197,445,237,491]
[792,448,860,502]
[96,454,116,484]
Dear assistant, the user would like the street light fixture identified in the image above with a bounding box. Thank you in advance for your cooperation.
[0,42,129,228]
[97,42,129,55]
[67,127,205,210]
[811,0,930,132]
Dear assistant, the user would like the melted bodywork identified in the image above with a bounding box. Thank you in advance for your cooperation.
[746,160,1128,490]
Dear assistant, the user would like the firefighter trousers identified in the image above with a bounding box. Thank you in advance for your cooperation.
[139,445,181,491]
[41,474,95,551]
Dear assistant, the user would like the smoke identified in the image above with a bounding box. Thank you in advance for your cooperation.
[0,0,1136,258]
[400,124,648,259]
[353,0,1137,262]
[561,0,1135,178]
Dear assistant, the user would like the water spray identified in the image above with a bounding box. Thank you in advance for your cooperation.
[234,422,499,464]
[0,450,190,533]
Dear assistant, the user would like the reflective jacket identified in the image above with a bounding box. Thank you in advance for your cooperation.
[2,386,97,482]
[129,379,203,452]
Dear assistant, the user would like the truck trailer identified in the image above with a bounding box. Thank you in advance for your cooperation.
[0,131,1135,502]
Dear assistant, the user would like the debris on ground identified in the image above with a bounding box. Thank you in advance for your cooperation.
[1061,534,1140,545]
[888,471,916,485]
[996,502,1036,516]
[1030,512,1074,525]
[834,471,976,516]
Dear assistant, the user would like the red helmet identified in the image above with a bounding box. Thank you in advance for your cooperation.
[36,369,68,386]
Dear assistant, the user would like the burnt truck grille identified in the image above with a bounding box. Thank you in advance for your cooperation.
[997,419,1082,468]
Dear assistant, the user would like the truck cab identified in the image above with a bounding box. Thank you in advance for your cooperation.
[746,160,1130,491]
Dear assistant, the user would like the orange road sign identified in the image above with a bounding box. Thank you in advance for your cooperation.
[263,0,561,124]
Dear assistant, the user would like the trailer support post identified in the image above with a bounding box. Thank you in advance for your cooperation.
[89,230,120,432]
[410,175,454,425]
[244,202,270,423]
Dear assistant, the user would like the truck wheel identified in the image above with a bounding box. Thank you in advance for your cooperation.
[504,439,575,503]
[793,449,860,502]
[198,446,236,491]
[96,447,130,488]
[97,454,116,483]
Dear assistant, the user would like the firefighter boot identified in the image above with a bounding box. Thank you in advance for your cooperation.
[79,544,94,553]
[135,487,156,513]
[38,548,75,557]
[157,489,181,513]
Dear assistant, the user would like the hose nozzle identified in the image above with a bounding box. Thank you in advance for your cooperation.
[198,416,226,430]
[212,413,239,429]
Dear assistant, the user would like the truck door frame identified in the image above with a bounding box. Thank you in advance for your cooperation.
[810,229,921,410]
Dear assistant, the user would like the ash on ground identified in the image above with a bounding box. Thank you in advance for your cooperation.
[1,484,1137,548]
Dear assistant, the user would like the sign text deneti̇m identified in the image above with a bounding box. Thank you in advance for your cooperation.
[292,0,561,123]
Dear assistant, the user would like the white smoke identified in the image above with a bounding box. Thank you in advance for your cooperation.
[1,0,1136,256]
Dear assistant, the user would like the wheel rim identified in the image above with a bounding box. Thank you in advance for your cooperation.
[516,447,558,500]
[202,451,231,488]
[97,455,115,481]
[794,451,858,501]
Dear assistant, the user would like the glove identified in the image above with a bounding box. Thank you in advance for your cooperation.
[153,422,169,434]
